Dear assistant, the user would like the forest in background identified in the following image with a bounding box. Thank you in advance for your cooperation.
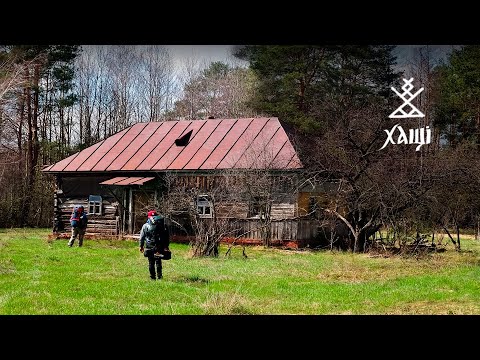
[1,45,480,253]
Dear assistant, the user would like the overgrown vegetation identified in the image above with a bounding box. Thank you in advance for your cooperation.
[235,45,480,252]
[1,228,479,315]
[3,45,480,255]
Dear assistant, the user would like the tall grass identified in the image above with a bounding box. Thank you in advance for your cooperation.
[1,228,479,314]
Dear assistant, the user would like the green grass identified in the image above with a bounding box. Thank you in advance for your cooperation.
[1,228,480,314]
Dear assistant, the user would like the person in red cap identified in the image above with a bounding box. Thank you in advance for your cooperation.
[139,210,170,280]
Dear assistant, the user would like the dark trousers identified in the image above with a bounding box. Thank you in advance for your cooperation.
[68,227,86,247]
[147,252,162,279]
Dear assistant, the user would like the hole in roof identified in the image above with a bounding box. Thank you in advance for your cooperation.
[175,129,193,146]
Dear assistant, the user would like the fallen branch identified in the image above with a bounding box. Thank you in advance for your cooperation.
[442,225,457,246]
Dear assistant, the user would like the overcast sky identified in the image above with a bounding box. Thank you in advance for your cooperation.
[165,45,236,63]
[165,45,455,73]
[165,45,242,73]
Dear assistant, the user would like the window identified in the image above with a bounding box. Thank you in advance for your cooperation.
[89,195,102,215]
[248,201,262,218]
[248,197,268,219]
[196,194,213,218]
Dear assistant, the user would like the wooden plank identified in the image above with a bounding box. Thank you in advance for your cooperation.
[271,203,295,219]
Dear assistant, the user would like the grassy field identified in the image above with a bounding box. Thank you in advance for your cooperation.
[0,228,479,315]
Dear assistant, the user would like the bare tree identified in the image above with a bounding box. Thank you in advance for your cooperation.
[138,45,175,121]
[171,57,203,120]
[0,48,52,226]
[156,171,234,257]
[0,54,27,102]
[171,60,258,120]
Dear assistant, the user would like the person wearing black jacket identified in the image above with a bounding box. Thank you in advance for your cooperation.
[139,210,170,280]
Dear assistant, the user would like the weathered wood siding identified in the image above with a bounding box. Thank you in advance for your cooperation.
[271,203,296,219]
[57,198,119,235]
[215,202,295,220]
[172,175,220,191]
[168,218,318,245]
[216,202,249,219]
[223,219,317,242]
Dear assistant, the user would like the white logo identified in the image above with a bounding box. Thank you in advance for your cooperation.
[389,78,425,118]
[380,124,431,151]
[381,78,431,151]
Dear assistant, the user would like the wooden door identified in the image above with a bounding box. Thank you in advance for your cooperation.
[133,190,156,234]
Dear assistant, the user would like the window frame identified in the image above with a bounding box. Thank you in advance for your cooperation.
[196,194,213,219]
[88,195,103,216]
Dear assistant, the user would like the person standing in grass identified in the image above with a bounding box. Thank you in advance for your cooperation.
[68,205,88,247]
[139,210,170,280]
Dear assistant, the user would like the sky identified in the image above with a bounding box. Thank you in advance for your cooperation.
[165,45,236,64]
[165,45,243,73]
[165,45,455,73]
[394,45,455,64]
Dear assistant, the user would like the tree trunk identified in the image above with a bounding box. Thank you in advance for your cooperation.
[41,71,49,164]
[455,221,461,250]
[442,225,457,247]
[353,231,360,253]
[32,64,40,171]
[23,67,33,226]
[476,216,480,241]
[17,89,25,172]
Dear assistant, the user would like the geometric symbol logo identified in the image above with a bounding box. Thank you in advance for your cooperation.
[389,78,425,118]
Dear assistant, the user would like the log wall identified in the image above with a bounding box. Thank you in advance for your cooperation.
[56,197,119,236]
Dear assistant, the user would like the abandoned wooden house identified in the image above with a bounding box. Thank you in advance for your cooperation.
[43,117,330,247]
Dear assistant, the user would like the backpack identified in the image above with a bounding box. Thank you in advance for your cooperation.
[150,215,164,227]
[146,216,171,260]
[70,206,84,228]
[144,215,166,249]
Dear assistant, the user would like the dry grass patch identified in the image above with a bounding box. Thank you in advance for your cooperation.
[386,300,480,315]
[315,250,479,284]
[0,259,16,274]
[201,291,254,314]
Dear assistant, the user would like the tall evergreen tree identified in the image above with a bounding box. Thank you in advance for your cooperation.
[435,45,480,146]
[234,45,400,133]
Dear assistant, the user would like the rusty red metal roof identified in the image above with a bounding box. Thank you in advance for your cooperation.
[99,177,155,186]
[43,118,302,173]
